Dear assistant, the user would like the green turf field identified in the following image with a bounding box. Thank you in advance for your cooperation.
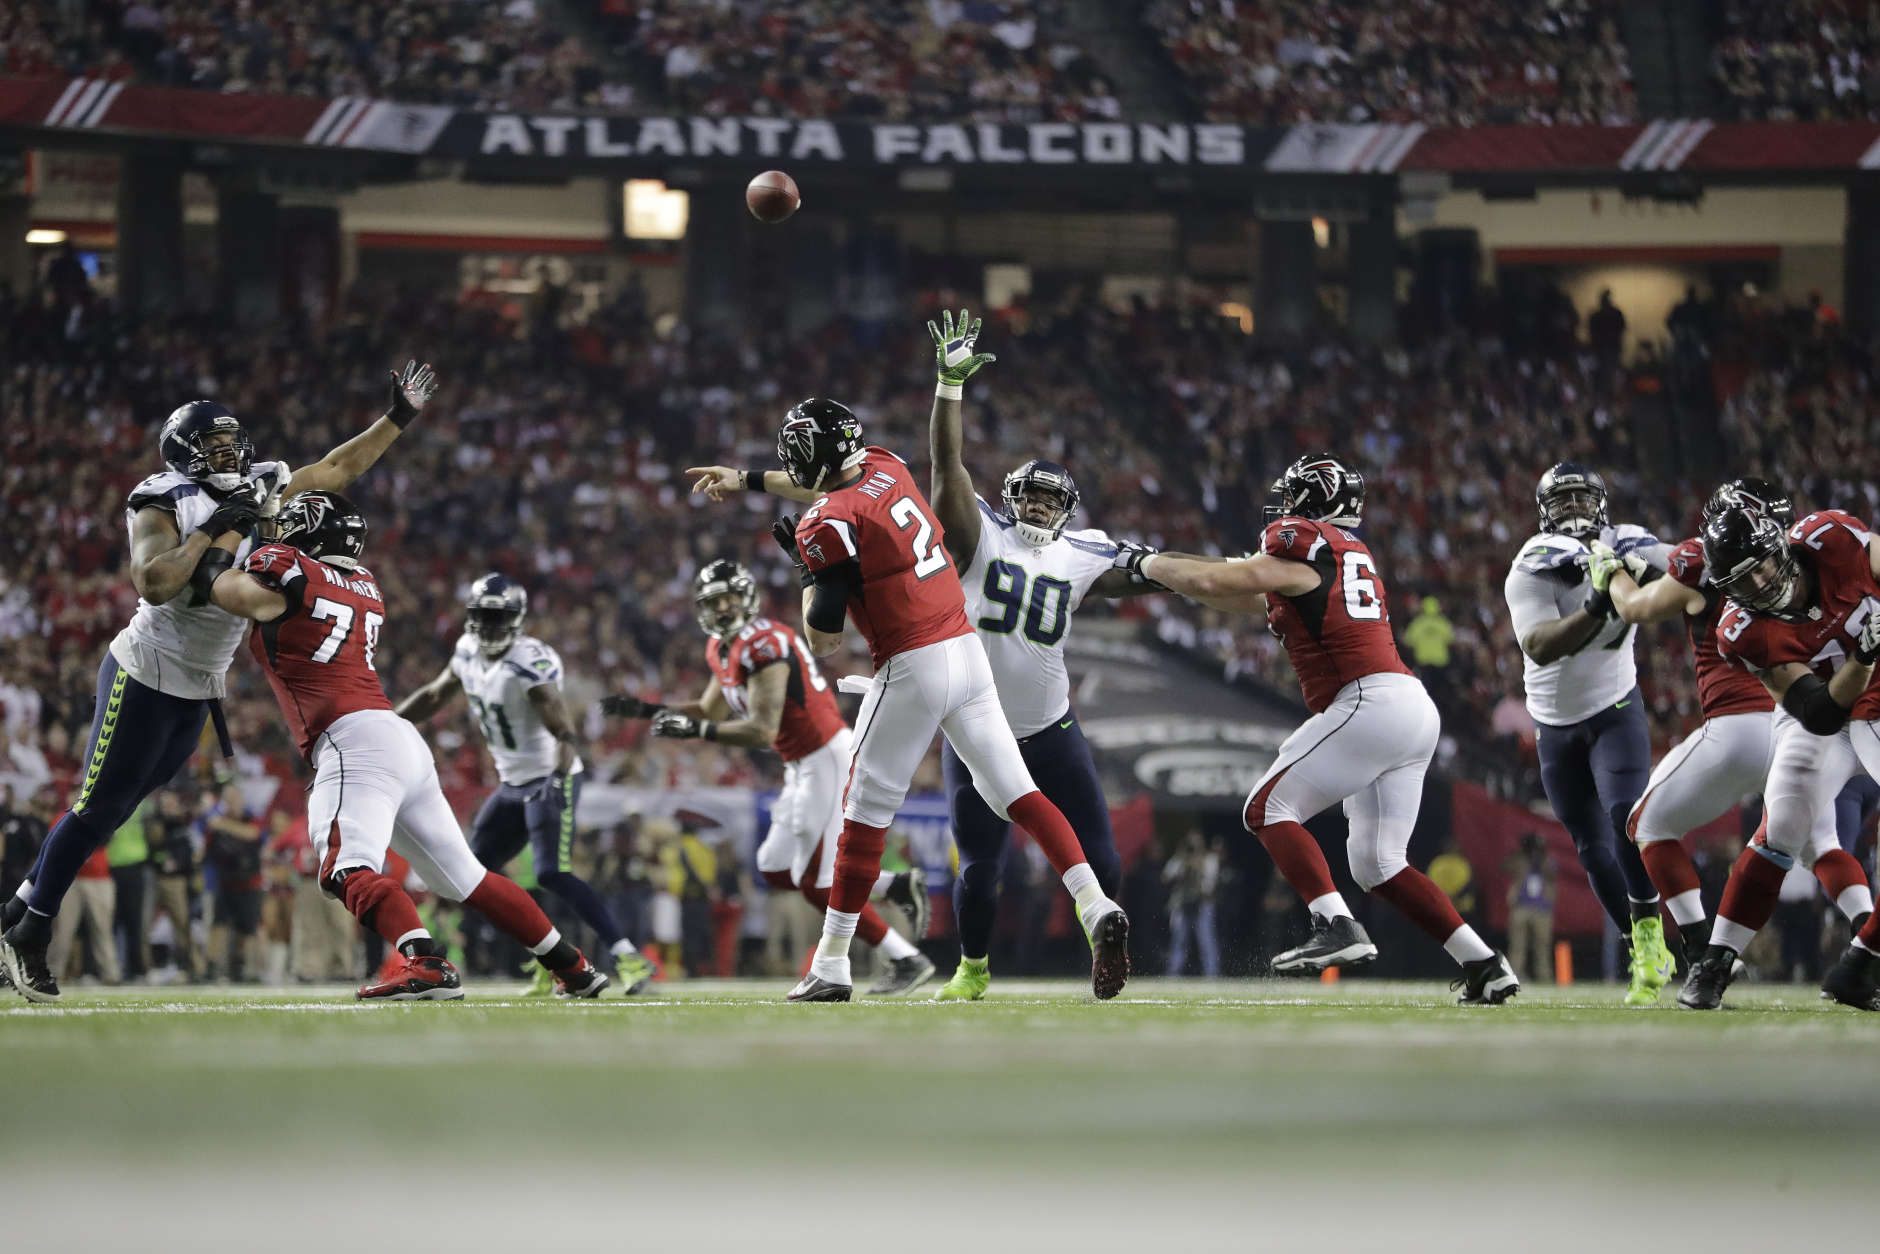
[6,978,1877,1252]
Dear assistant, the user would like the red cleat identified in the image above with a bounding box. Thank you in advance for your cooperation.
[357,954,465,1002]
[553,953,610,999]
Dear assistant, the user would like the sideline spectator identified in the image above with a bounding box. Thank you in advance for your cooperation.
[1505,832,1555,984]
[1164,829,1221,977]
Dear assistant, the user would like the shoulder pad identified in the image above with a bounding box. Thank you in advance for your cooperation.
[1261,518,1325,562]
[977,496,1015,530]
[1514,534,1586,575]
[127,471,199,513]
[243,543,307,589]
[1061,527,1119,558]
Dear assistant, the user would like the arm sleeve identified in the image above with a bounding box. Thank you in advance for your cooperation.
[1504,567,1562,643]
[1784,674,1854,735]
[805,560,861,633]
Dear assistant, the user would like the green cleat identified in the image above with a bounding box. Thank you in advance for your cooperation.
[932,955,990,1001]
[1625,916,1676,1005]
[615,951,656,996]
[521,959,556,998]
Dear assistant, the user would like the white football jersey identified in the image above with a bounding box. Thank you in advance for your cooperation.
[111,461,292,700]
[449,632,580,785]
[961,497,1116,737]
[1504,523,1670,727]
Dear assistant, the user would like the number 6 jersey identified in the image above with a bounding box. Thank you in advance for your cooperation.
[795,446,973,669]
[244,542,393,758]
[960,496,1117,737]
[1261,517,1413,714]
[449,632,578,785]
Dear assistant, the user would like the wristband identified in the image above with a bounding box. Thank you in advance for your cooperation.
[935,381,963,401]
[744,469,771,492]
[1583,586,1615,620]
[1139,554,1160,581]
[702,721,717,741]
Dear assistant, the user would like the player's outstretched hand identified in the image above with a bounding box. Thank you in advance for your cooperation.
[651,710,706,739]
[929,308,996,388]
[387,360,438,428]
[686,466,744,502]
[1858,612,1880,665]
[600,694,663,719]
[1112,539,1158,577]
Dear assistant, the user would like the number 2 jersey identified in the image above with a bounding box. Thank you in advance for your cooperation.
[795,446,973,669]
[960,496,1117,737]
[1260,517,1412,714]
[242,543,392,758]
[1718,510,1880,722]
[705,617,846,762]
[449,632,580,785]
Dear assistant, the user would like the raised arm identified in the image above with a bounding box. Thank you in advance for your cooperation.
[652,661,787,750]
[927,308,995,566]
[686,466,822,506]
[1131,552,1319,615]
[286,361,437,497]
[395,661,463,723]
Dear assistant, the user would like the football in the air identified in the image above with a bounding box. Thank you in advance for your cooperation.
[746,170,801,223]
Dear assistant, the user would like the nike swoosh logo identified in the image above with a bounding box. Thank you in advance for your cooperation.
[1060,719,1073,729]
[1615,700,1631,709]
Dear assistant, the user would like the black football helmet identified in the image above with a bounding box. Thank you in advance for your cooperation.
[1003,459,1080,547]
[1263,452,1365,527]
[465,573,528,658]
[1703,504,1804,620]
[777,398,866,491]
[161,400,253,495]
[1535,462,1609,540]
[694,559,760,639]
[1703,476,1795,528]
[276,491,367,569]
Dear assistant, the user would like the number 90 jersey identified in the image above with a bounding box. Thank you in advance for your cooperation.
[243,543,394,758]
[705,617,847,761]
[448,633,578,785]
[1261,517,1413,714]
[961,497,1116,737]
[796,447,973,669]
[1718,510,1880,722]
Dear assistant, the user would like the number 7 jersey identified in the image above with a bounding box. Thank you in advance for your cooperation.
[1260,517,1412,714]
[795,446,973,669]
[243,543,394,758]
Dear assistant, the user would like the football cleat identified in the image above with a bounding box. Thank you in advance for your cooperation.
[787,973,853,1002]
[1677,948,1738,1010]
[1625,917,1676,1005]
[521,959,556,998]
[1452,953,1520,1005]
[1272,914,1378,974]
[615,951,656,996]
[884,867,931,941]
[0,929,59,1004]
[1821,946,1880,1012]
[933,956,991,1002]
[865,953,936,997]
[553,955,610,1000]
[357,954,464,1002]
[1088,908,1130,1000]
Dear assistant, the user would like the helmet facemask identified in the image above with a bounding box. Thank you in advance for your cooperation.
[467,605,524,658]
[694,563,760,639]
[1002,462,1079,548]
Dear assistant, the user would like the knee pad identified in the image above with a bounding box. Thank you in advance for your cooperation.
[1347,843,1408,893]
[845,764,907,830]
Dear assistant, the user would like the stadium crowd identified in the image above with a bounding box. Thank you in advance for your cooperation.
[1711,0,1880,122]
[1143,0,1637,126]
[1,264,1870,982]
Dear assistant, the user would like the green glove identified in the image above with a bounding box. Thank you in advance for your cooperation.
[928,308,996,389]
[1588,546,1622,594]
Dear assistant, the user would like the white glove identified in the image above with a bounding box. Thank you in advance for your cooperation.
[1856,612,1880,666]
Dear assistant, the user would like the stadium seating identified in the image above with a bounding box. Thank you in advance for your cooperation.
[1712,0,1880,122]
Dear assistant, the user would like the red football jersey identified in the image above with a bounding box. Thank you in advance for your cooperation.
[1717,510,1880,721]
[1666,536,1774,719]
[796,447,973,668]
[1260,517,1414,713]
[705,617,847,762]
[243,543,393,757]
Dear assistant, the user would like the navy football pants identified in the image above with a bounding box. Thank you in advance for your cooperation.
[1535,687,1659,930]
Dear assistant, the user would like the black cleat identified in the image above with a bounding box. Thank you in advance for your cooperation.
[786,973,853,1002]
[1272,914,1378,974]
[1821,945,1880,1011]
[884,867,931,941]
[1090,908,1130,1000]
[1451,952,1520,1005]
[0,930,61,1004]
[1677,946,1738,1010]
[865,953,937,997]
